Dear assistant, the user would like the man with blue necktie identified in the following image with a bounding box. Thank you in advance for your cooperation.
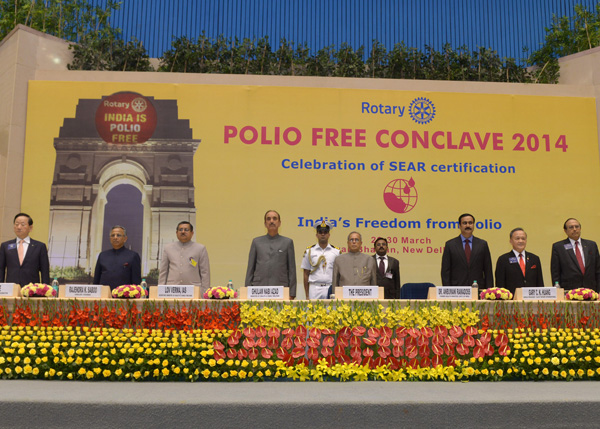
[441,213,493,290]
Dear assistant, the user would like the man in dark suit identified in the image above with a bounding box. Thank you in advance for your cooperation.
[551,218,600,291]
[93,225,141,290]
[372,237,401,299]
[0,213,50,286]
[441,213,493,289]
[495,228,544,294]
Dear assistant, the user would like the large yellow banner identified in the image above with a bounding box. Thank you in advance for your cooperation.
[23,81,600,296]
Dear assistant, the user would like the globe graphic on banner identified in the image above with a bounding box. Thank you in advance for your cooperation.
[383,178,418,214]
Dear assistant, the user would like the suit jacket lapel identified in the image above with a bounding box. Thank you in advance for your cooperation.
[22,241,33,264]
[470,237,479,260]
[581,240,590,269]
[523,254,531,278]
[564,239,580,270]
[457,236,468,266]
[9,239,20,262]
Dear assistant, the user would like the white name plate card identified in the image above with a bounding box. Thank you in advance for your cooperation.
[65,284,103,298]
[522,287,558,300]
[342,286,379,299]
[436,286,473,300]
[0,283,15,297]
[247,286,284,300]
[157,285,195,299]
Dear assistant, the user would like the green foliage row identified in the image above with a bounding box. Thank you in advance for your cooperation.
[3,1,600,82]
[0,0,116,42]
[528,4,600,83]
[49,266,90,282]
[158,36,531,83]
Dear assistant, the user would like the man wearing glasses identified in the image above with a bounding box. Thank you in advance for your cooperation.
[159,221,211,295]
[551,218,600,291]
[332,231,377,287]
[245,210,296,300]
[93,225,141,290]
[301,221,340,299]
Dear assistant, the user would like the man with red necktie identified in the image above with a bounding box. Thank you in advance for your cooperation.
[441,213,493,290]
[551,218,600,291]
[372,237,401,299]
[495,228,544,295]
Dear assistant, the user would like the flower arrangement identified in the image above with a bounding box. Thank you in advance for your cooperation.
[565,288,598,301]
[480,287,513,301]
[111,284,147,299]
[0,325,598,382]
[204,286,238,299]
[20,283,56,298]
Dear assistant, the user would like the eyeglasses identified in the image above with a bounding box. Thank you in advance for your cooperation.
[566,225,581,230]
[177,228,191,232]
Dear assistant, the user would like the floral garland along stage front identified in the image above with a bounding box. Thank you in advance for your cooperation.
[1,299,600,381]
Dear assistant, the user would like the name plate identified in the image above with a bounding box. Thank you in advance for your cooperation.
[0,283,14,296]
[436,286,473,299]
[65,284,103,298]
[247,286,284,299]
[342,286,379,299]
[157,285,195,299]
[522,287,557,300]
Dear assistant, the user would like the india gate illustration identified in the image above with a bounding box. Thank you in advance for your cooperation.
[48,91,200,282]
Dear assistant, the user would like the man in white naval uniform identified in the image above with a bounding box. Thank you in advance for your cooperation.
[159,221,210,295]
[245,210,297,299]
[333,231,377,287]
[301,221,340,299]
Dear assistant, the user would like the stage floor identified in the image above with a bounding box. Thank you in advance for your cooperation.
[1,380,598,428]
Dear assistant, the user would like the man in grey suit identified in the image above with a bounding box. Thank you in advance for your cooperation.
[551,218,600,291]
[372,237,401,299]
[159,221,211,295]
[441,213,493,290]
[245,210,296,299]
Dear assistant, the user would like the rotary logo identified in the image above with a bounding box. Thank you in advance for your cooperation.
[409,97,436,124]
[383,177,418,214]
[131,97,148,113]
